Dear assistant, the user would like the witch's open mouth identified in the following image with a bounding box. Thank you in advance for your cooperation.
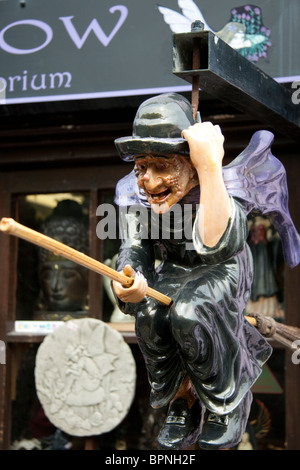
[148,189,171,203]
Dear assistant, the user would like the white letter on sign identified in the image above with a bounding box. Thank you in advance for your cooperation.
[0,19,53,54]
[59,6,128,48]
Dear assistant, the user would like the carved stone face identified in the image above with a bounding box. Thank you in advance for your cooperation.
[134,154,198,214]
[40,259,88,311]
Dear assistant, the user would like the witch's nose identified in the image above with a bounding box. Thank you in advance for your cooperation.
[143,171,162,189]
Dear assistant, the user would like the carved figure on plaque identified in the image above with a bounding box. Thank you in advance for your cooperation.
[35,318,136,437]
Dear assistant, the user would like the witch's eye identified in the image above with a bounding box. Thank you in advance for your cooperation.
[156,161,169,170]
[135,163,147,173]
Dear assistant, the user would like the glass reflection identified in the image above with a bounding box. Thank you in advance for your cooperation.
[16,194,89,321]
[36,199,89,320]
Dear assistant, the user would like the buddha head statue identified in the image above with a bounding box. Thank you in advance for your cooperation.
[38,200,89,313]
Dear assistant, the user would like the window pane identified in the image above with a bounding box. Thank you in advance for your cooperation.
[16,193,90,322]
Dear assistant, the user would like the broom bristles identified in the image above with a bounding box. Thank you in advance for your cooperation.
[246,312,300,350]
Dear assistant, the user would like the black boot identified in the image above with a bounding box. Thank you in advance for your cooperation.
[157,398,203,450]
[199,391,253,450]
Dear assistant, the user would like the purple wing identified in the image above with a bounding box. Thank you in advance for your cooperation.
[223,130,300,268]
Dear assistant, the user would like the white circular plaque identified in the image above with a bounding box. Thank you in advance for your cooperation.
[35,318,136,436]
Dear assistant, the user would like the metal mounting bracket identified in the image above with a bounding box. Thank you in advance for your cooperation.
[172,30,300,141]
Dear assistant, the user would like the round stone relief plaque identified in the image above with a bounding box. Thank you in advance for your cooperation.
[35,318,136,436]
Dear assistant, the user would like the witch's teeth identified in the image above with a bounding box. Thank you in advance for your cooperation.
[150,189,170,202]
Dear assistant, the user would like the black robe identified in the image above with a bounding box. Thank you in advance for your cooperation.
[115,196,272,414]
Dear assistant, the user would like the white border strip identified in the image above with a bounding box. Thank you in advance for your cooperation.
[1,76,299,106]
[276,75,300,83]
[0,85,192,105]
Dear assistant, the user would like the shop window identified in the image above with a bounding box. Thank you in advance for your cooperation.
[15,193,90,325]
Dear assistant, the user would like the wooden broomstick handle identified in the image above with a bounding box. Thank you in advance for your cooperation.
[0,217,172,306]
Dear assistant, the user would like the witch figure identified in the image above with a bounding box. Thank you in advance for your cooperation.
[111,93,300,450]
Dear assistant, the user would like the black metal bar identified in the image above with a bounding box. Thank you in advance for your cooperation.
[172,31,300,141]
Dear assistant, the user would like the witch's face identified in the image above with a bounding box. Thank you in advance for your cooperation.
[134,154,198,214]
